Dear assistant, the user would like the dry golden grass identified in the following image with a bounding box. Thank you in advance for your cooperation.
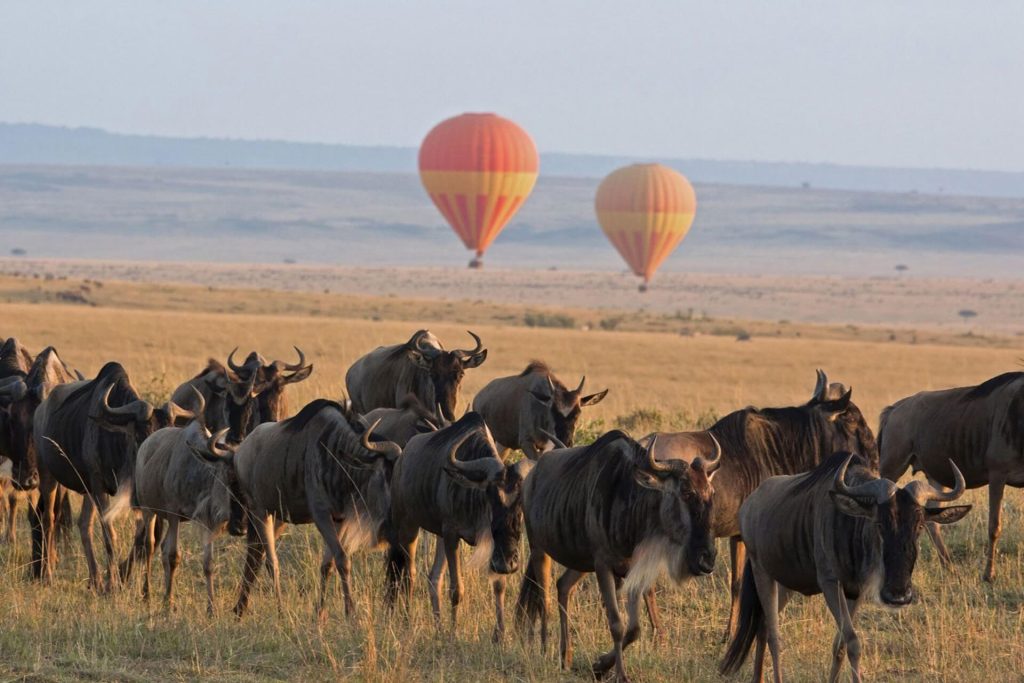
[1,280,1022,682]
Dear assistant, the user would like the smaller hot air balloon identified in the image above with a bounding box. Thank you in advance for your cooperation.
[595,163,697,291]
[419,113,539,268]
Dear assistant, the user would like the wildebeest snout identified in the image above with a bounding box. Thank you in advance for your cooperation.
[688,547,716,576]
[881,586,914,606]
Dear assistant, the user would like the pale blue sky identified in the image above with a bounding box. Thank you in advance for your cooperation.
[2,1,1022,170]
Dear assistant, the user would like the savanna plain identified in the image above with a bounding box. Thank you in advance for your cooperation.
[0,271,1022,682]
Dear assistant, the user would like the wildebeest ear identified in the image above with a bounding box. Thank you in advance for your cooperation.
[461,349,487,369]
[580,389,609,407]
[828,490,876,519]
[925,505,972,525]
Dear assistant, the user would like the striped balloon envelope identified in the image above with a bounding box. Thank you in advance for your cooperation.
[594,163,697,291]
[419,113,539,267]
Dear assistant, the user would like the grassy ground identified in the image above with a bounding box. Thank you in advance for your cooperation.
[1,277,1022,681]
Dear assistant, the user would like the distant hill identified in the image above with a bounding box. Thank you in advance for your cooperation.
[3,122,1023,198]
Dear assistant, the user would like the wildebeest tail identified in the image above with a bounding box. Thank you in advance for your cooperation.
[719,558,763,676]
[384,542,411,606]
[515,551,549,632]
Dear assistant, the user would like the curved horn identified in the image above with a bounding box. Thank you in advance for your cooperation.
[833,454,896,504]
[644,434,670,474]
[227,347,248,376]
[361,418,402,460]
[575,375,586,393]
[207,428,235,458]
[696,433,723,475]
[445,427,480,475]
[282,346,306,371]
[100,384,153,423]
[453,330,484,359]
[905,460,966,506]
[413,331,441,358]
[812,368,828,402]
[189,385,207,421]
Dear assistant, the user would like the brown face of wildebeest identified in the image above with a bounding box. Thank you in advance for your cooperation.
[442,426,533,574]
[409,331,487,421]
[528,373,608,448]
[224,346,313,442]
[830,455,971,606]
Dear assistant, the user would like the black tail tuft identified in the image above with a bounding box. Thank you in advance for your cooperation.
[515,551,548,632]
[385,542,411,607]
[720,558,764,676]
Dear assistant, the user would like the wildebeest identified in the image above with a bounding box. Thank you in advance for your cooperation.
[0,346,80,544]
[386,412,533,641]
[879,371,1024,582]
[720,452,970,683]
[31,362,194,588]
[345,330,487,421]
[132,393,241,613]
[0,338,34,542]
[231,398,400,618]
[224,347,313,442]
[516,430,719,682]
[472,361,608,460]
[362,394,446,447]
[644,369,878,636]
[169,359,233,432]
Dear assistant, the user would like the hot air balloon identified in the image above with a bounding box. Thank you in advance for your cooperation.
[419,113,539,268]
[595,163,697,291]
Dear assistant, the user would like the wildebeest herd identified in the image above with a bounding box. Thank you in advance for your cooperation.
[1,330,1021,681]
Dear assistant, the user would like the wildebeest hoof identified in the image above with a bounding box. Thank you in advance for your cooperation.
[591,653,616,678]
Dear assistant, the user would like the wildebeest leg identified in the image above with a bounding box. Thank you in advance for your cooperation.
[751,561,783,683]
[55,488,74,542]
[161,517,181,608]
[120,511,148,582]
[31,473,57,581]
[94,492,120,593]
[592,565,630,682]
[556,568,584,669]
[78,496,101,590]
[726,536,746,639]
[492,575,507,643]
[821,579,860,683]
[643,588,661,641]
[141,511,156,601]
[427,535,447,628]
[202,526,219,616]
[442,532,463,632]
[827,593,859,683]
[594,585,645,678]
[311,513,349,619]
[234,518,267,617]
[2,489,15,544]
[260,515,283,610]
[983,476,1006,582]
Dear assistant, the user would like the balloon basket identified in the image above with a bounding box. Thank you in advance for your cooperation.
[638,282,648,293]
[468,256,484,269]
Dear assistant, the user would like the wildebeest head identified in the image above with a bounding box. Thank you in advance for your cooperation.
[187,424,249,536]
[830,454,970,606]
[333,411,403,541]
[442,415,533,574]
[0,347,80,490]
[807,369,879,469]
[405,330,487,421]
[94,382,195,444]
[633,433,721,577]
[526,364,608,449]
[225,347,313,441]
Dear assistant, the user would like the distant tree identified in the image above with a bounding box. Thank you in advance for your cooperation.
[894,264,909,273]
[10,248,26,256]
[958,309,978,322]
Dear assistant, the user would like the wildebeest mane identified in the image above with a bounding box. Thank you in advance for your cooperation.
[282,398,345,433]
[962,372,1024,401]
[26,347,74,389]
[520,360,550,376]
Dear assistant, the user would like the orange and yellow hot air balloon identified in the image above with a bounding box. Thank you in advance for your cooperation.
[419,113,539,268]
[595,163,697,291]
